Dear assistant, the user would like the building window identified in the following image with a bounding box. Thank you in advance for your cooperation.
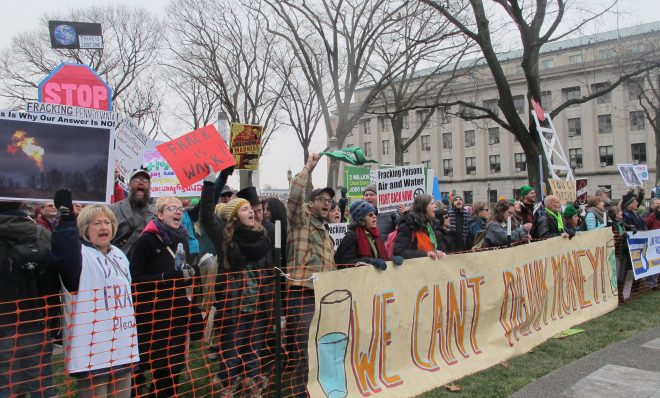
[489,190,498,204]
[382,139,390,155]
[463,191,473,204]
[569,148,583,168]
[568,118,581,137]
[563,86,581,106]
[541,59,554,69]
[438,107,451,124]
[489,155,501,173]
[465,157,476,175]
[417,110,430,129]
[569,54,583,64]
[598,114,612,134]
[631,143,647,164]
[598,48,614,59]
[483,99,499,116]
[630,111,646,130]
[379,117,389,131]
[513,95,525,114]
[541,90,552,110]
[599,145,613,166]
[346,142,353,148]
[627,78,644,100]
[421,135,431,151]
[364,142,372,157]
[403,161,410,166]
[592,82,611,104]
[443,159,453,176]
[422,160,430,169]
[514,153,527,171]
[403,114,409,130]
[631,43,646,53]
[363,120,371,135]
[459,103,475,116]
[464,130,475,148]
[488,127,500,145]
[442,132,452,149]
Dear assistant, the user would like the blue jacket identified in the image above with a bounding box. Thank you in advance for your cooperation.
[181,211,200,255]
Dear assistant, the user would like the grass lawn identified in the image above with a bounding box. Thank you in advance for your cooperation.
[418,290,660,398]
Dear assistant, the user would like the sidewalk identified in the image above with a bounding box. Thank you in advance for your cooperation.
[510,326,660,398]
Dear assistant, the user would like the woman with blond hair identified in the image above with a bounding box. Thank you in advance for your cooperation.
[51,190,139,397]
[130,196,199,397]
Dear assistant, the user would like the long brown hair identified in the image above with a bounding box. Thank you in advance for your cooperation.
[491,200,511,223]
[411,194,434,225]
[222,212,265,270]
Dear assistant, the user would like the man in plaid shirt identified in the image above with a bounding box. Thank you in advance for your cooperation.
[286,152,335,397]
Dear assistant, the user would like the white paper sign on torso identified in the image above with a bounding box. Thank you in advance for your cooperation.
[376,164,425,214]
[328,223,348,251]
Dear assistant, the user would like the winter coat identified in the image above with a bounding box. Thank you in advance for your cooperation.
[376,211,399,242]
[645,211,660,230]
[335,224,386,266]
[519,201,535,224]
[466,216,487,248]
[623,209,646,232]
[585,208,606,230]
[448,207,470,251]
[435,227,456,254]
[129,227,195,372]
[533,209,563,239]
[484,220,528,248]
[394,213,444,259]
[0,211,59,334]
[110,198,156,256]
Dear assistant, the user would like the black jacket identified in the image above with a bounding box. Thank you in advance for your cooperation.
[394,213,444,259]
[533,209,563,239]
[335,224,384,266]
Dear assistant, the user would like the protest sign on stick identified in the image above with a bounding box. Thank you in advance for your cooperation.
[376,164,425,214]
[328,223,348,251]
[344,166,371,198]
[548,179,576,204]
[114,118,149,178]
[230,123,262,170]
[143,149,203,197]
[617,163,642,187]
[156,124,236,189]
[0,109,113,203]
[576,178,588,205]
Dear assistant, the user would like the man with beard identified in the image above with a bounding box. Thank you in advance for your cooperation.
[110,168,155,256]
[595,186,612,207]
[518,185,537,224]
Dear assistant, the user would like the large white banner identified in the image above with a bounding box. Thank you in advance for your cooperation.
[627,229,660,280]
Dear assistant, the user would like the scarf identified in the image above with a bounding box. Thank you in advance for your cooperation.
[545,208,564,232]
[587,207,605,224]
[413,223,437,252]
[231,226,271,261]
[355,226,388,260]
[144,219,188,246]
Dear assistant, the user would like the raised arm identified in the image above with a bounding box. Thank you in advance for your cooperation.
[288,153,320,227]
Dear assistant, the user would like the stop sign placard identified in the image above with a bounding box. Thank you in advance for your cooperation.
[38,62,112,111]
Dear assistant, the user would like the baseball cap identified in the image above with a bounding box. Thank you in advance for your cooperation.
[129,169,150,181]
[308,187,335,202]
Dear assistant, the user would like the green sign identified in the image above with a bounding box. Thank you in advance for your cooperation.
[344,165,372,198]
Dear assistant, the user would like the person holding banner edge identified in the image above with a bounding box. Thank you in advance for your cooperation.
[394,194,446,259]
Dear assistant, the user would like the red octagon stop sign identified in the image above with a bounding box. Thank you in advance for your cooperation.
[38,62,113,111]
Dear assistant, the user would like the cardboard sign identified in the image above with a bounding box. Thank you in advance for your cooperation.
[376,165,425,214]
[38,63,112,111]
[156,124,236,189]
[344,166,371,198]
[328,223,348,251]
[143,149,203,197]
[230,123,262,170]
[617,163,642,187]
[114,118,149,178]
[0,109,113,203]
[576,178,588,205]
[634,164,649,181]
[548,179,576,204]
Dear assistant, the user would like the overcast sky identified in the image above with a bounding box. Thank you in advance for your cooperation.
[0,0,658,190]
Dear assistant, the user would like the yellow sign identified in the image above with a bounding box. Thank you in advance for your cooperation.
[307,229,617,398]
[549,179,576,204]
[229,123,263,170]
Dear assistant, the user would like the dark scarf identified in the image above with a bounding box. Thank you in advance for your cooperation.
[355,226,388,260]
[150,219,188,246]
[232,226,270,261]
[587,207,605,224]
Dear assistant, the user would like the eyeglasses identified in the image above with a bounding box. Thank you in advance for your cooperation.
[132,177,150,183]
[164,205,185,213]
[314,197,332,204]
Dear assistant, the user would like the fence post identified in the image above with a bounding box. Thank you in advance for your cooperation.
[273,220,283,398]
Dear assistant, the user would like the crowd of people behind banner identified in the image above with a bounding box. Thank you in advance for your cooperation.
[0,152,658,398]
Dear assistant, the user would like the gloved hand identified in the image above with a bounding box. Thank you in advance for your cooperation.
[204,165,216,183]
[54,189,73,214]
[367,258,387,271]
[220,165,235,180]
[392,256,404,266]
[182,266,196,280]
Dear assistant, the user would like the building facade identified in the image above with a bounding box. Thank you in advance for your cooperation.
[342,22,660,204]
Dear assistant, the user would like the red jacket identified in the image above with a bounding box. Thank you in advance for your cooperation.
[645,212,660,230]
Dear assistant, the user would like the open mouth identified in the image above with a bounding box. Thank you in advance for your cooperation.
[173,216,181,223]
[98,232,109,238]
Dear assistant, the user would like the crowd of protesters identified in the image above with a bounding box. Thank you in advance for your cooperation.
[1,153,658,398]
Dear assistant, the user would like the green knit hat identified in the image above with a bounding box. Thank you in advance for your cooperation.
[562,204,578,218]
[520,185,534,198]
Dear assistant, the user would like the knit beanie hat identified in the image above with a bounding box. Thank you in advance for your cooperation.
[520,185,534,198]
[363,185,377,195]
[622,192,636,209]
[349,199,375,224]
[219,198,250,222]
[562,204,578,218]
[214,203,226,218]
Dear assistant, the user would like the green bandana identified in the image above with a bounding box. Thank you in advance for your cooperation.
[545,208,564,232]
[426,222,438,251]
[320,147,378,166]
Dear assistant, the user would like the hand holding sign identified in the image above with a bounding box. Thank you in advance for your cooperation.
[156,125,236,189]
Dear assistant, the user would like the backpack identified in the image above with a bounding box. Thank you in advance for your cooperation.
[2,226,51,285]
[384,225,416,258]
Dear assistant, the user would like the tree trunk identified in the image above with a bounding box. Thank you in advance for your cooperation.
[655,109,660,184]
[390,115,405,165]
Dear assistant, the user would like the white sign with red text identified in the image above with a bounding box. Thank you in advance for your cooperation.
[376,164,425,214]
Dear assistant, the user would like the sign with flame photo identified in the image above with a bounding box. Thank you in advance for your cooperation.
[0,109,114,203]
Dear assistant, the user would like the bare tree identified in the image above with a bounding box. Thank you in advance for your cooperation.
[264,0,414,187]
[636,70,660,179]
[167,72,221,131]
[420,0,660,190]
[0,5,164,132]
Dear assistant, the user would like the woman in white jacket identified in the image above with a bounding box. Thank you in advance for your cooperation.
[51,192,139,398]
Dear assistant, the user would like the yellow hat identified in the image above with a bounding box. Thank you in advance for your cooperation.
[219,198,250,222]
